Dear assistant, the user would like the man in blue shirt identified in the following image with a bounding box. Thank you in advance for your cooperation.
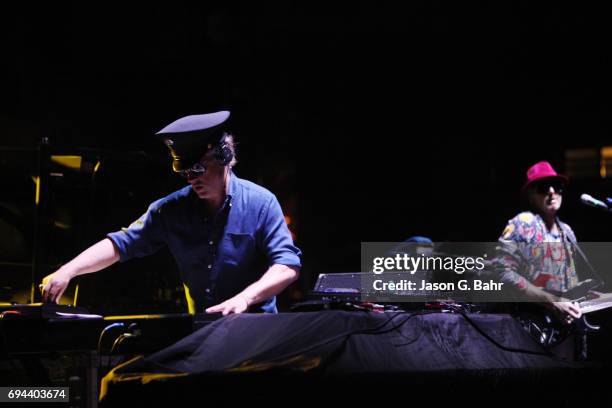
[40,111,301,314]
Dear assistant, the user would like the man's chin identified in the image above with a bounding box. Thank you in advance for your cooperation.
[192,186,209,198]
[542,205,560,216]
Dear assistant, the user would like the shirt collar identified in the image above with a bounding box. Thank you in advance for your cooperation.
[190,171,238,215]
[227,170,238,200]
[534,212,565,237]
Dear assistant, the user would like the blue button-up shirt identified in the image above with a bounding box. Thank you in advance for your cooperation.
[107,173,302,313]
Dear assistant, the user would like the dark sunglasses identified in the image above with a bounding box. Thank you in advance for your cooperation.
[178,162,207,179]
[533,180,565,195]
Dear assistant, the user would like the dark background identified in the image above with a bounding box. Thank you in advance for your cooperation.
[1,2,611,312]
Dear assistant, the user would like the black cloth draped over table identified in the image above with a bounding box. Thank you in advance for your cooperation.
[101,311,600,406]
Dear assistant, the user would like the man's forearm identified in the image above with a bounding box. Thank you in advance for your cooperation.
[60,238,120,278]
[238,264,300,306]
[522,281,556,302]
[496,257,555,302]
[42,238,120,303]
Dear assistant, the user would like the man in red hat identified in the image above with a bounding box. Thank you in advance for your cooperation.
[496,161,582,323]
[39,111,301,315]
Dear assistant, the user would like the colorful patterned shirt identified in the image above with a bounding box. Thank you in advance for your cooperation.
[496,211,579,294]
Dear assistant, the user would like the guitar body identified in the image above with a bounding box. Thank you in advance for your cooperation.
[515,291,610,348]
[515,308,572,348]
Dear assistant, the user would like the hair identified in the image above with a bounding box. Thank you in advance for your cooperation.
[524,185,538,210]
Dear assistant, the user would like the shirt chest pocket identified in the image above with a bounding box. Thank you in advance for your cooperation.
[221,233,257,267]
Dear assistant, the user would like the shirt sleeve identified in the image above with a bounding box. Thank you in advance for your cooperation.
[258,195,302,268]
[493,216,529,291]
[106,201,167,262]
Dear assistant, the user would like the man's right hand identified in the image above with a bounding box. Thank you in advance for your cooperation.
[38,238,120,303]
[40,268,75,303]
[550,299,582,323]
[531,287,582,324]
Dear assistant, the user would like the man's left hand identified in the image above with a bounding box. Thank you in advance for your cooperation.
[205,295,250,315]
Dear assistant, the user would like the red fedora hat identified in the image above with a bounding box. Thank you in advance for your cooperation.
[522,161,568,191]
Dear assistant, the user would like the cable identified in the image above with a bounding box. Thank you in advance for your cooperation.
[242,310,433,366]
[105,323,142,372]
[569,240,605,292]
[350,304,559,358]
[107,334,130,372]
[97,322,125,360]
[109,334,129,356]
[444,305,557,357]
[315,313,429,371]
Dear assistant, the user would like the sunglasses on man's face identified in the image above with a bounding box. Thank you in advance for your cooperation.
[179,162,207,179]
[534,181,565,195]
